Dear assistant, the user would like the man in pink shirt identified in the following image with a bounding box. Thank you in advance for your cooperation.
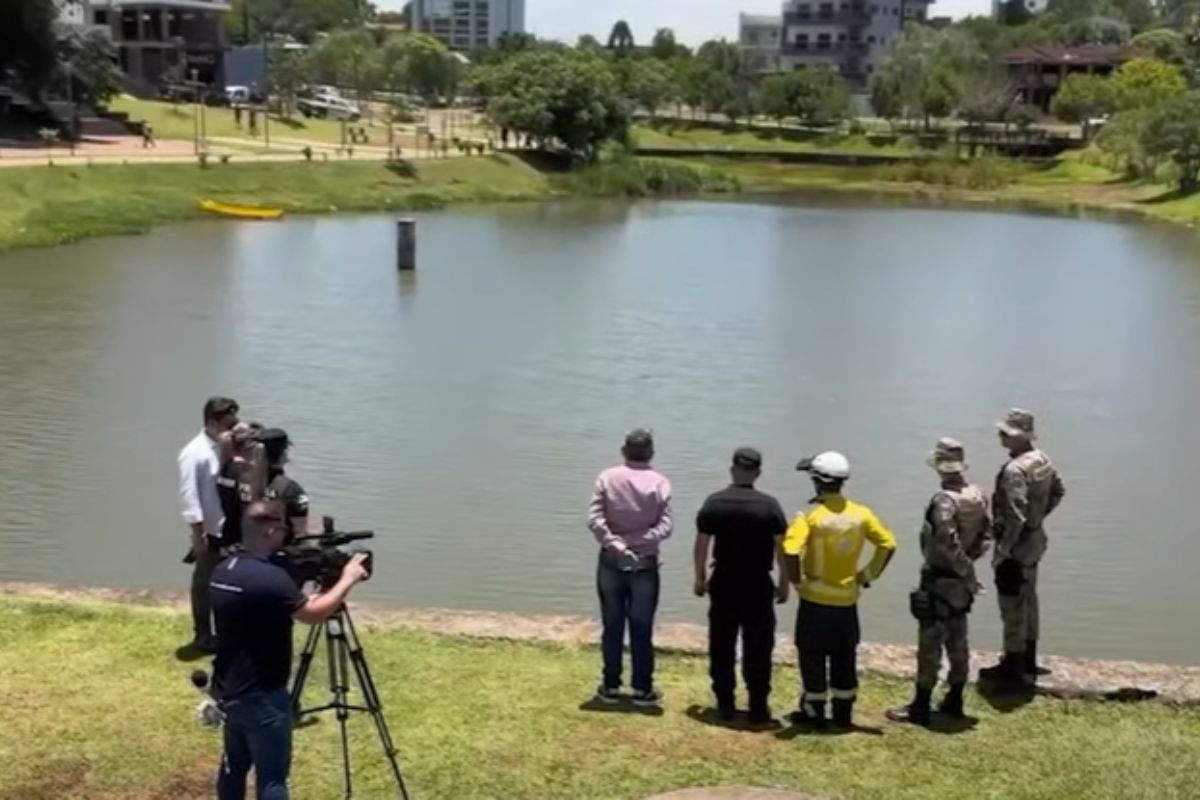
[588,429,673,707]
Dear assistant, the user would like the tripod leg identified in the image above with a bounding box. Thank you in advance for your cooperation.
[291,622,323,719]
[326,613,355,798]
[343,611,411,800]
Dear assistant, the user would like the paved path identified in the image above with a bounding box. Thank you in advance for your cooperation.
[2,582,1197,703]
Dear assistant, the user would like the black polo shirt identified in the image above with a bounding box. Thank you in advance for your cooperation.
[696,485,788,591]
[210,552,305,700]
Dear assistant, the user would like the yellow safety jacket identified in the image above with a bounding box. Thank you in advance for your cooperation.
[783,494,897,607]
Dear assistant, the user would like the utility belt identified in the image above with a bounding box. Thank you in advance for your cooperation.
[909,567,973,623]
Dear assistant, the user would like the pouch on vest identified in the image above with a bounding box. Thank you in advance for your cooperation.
[909,589,934,623]
[930,576,974,616]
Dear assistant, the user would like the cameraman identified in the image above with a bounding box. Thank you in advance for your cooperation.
[210,500,368,800]
[259,428,309,541]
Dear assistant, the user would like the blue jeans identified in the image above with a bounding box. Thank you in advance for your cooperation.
[217,688,292,800]
[597,553,661,693]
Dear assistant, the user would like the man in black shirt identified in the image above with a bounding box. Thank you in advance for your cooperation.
[258,428,309,541]
[694,448,790,724]
[210,501,368,800]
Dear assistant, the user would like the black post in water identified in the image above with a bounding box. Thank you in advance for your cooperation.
[396,219,416,271]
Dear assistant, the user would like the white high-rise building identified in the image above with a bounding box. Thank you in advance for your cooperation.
[412,0,526,52]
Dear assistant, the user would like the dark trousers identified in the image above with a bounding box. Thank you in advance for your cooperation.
[190,536,221,646]
[597,555,660,692]
[217,688,292,800]
[709,581,775,710]
[795,600,860,713]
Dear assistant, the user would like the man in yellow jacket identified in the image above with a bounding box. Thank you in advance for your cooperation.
[784,452,896,730]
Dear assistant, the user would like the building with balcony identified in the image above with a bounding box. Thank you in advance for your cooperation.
[412,0,526,52]
[739,14,783,74]
[88,0,230,90]
[779,0,931,85]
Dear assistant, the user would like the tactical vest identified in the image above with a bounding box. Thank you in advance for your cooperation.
[995,449,1057,564]
[919,485,988,614]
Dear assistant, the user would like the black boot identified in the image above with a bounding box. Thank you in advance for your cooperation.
[1025,640,1050,678]
[831,699,854,730]
[716,694,736,721]
[886,687,932,726]
[788,699,826,729]
[979,652,1025,685]
[938,683,965,718]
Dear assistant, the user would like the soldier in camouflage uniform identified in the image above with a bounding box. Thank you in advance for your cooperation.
[979,409,1066,687]
[887,438,990,726]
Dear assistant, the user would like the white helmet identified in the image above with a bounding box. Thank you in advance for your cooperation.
[798,451,851,482]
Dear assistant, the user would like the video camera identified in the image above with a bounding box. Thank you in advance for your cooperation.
[279,516,374,589]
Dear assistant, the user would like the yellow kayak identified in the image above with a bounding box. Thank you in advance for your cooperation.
[199,199,284,220]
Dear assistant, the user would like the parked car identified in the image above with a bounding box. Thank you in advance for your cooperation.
[297,93,361,121]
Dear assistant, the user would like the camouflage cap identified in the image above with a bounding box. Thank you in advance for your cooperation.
[996,408,1037,440]
[927,437,967,474]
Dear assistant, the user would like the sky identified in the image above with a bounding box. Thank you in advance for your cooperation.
[380,0,995,46]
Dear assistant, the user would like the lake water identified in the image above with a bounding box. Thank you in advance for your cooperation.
[2,198,1199,664]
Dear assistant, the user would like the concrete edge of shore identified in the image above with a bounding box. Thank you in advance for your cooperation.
[3,581,1198,705]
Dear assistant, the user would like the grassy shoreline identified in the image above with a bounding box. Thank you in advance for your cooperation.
[2,152,1198,255]
[1,593,1198,800]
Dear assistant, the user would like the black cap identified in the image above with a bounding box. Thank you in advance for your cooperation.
[732,447,762,470]
[256,427,290,447]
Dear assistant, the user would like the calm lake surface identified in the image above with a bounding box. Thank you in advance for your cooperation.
[2,198,1199,664]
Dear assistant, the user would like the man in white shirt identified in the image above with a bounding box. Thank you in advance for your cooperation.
[178,396,240,659]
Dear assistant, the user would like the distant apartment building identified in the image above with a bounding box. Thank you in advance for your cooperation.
[733,0,934,86]
[87,0,230,89]
[412,0,526,52]
[740,14,783,74]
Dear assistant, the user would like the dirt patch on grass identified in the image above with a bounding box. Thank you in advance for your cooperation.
[0,759,91,800]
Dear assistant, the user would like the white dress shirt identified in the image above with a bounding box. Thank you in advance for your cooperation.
[178,430,225,539]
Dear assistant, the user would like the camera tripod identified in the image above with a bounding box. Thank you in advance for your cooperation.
[290,605,411,799]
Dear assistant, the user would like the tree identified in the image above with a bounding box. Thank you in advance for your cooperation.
[1111,57,1187,110]
[651,28,689,60]
[696,39,741,77]
[1058,16,1131,44]
[958,72,1018,127]
[870,68,906,128]
[919,64,962,127]
[679,63,734,119]
[576,34,604,53]
[309,29,381,109]
[870,27,982,129]
[270,46,312,118]
[227,0,370,45]
[1131,29,1188,65]
[479,50,630,161]
[0,0,58,98]
[1050,73,1114,125]
[608,20,635,53]
[760,73,795,126]
[789,69,850,126]
[626,58,675,118]
[1111,0,1156,31]
[1141,92,1200,191]
[722,89,757,128]
[55,27,122,107]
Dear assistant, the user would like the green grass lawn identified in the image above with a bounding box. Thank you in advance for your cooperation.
[0,154,554,251]
[108,97,420,149]
[0,596,1197,800]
